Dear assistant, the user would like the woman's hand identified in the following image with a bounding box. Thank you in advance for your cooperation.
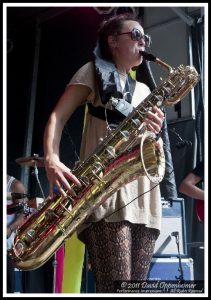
[44,155,81,198]
[144,106,165,134]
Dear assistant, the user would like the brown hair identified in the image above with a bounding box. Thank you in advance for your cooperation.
[98,13,141,60]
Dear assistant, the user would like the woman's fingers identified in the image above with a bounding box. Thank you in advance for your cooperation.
[145,106,165,133]
[46,161,81,199]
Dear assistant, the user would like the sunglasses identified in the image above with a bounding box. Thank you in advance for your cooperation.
[118,28,151,47]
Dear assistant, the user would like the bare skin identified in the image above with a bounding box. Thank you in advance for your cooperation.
[179,173,204,201]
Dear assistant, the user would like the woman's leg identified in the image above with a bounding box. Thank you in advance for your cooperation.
[131,225,159,280]
[80,220,133,293]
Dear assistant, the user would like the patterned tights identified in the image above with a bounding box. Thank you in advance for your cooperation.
[79,220,159,293]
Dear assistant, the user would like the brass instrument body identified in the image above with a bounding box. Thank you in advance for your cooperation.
[9,63,200,270]
[10,131,164,270]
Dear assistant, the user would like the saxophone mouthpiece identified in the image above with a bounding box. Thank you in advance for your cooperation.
[140,50,156,62]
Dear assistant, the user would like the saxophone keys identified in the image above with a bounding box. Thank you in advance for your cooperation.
[120,130,130,141]
[60,202,73,214]
[80,176,90,186]
[131,118,141,128]
[154,95,163,107]
[106,146,116,158]
[58,224,67,234]
[91,170,106,184]
[93,161,104,173]
[45,208,59,220]
[24,228,37,243]
[163,86,171,94]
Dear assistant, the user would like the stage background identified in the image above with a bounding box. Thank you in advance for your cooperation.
[6,5,205,292]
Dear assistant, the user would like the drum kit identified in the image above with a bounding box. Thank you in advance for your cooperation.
[7,154,45,216]
[7,154,59,293]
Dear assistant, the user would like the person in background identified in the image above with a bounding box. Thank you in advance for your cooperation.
[43,13,176,293]
[179,160,204,223]
[7,174,27,293]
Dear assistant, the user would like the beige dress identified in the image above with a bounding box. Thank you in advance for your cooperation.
[67,61,162,235]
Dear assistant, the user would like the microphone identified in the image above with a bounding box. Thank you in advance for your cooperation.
[176,140,192,149]
[171,231,179,237]
[171,231,180,243]
[7,192,30,200]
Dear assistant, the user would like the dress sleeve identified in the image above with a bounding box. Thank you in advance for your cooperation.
[67,61,99,104]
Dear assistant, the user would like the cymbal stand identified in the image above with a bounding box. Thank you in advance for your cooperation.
[33,156,57,292]
[33,161,58,292]
[52,254,57,293]
[33,161,46,200]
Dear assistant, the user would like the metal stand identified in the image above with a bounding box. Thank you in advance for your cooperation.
[33,162,46,200]
[32,157,58,292]
[31,155,58,292]
[172,231,184,281]
[52,254,57,293]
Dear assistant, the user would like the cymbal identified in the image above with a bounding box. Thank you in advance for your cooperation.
[15,155,45,167]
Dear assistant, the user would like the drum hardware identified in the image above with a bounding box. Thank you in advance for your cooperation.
[16,153,46,200]
[7,203,24,214]
[15,153,57,283]
[7,191,30,215]
[7,197,44,215]
[52,254,57,293]
[7,200,33,216]
[32,160,46,200]
[7,192,30,200]
[15,154,45,168]
[23,205,37,216]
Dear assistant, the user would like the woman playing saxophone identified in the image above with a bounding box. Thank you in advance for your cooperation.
[43,13,175,293]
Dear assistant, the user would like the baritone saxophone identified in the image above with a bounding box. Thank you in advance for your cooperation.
[8,51,200,270]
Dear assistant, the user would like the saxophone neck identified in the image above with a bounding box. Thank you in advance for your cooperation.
[155,58,173,73]
[140,50,173,73]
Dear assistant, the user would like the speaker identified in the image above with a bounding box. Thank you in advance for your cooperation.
[148,257,194,280]
[154,198,187,257]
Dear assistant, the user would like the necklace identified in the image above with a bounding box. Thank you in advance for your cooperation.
[117,70,127,78]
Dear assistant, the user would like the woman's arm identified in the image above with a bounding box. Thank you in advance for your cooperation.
[44,84,92,197]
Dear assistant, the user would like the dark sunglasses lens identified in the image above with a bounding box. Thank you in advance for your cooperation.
[131,29,151,47]
[131,29,142,40]
[145,35,151,47]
